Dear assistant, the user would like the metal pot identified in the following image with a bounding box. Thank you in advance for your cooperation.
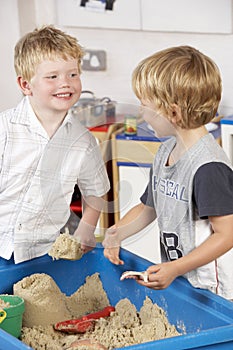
[71,90,115,127]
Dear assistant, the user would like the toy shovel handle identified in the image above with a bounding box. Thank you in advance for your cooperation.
[0,310,7,323]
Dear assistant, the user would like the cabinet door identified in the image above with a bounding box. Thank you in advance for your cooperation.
[141,0,232,34]
[221,123,233,164]
[56,0,141,30]
[119,165,161,263]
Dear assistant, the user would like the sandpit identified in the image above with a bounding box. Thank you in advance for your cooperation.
[13,273,180,349]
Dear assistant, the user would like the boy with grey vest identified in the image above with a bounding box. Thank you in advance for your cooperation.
[103,46,233,299]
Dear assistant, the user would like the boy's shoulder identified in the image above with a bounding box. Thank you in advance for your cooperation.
[0,97,29,124]
[193,133,232,168]
[155,134,232,170]
[0,105,18,128]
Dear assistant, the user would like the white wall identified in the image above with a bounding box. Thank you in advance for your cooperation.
[67,27,233,115]
[0,0,22,111]
[1,0,233,116]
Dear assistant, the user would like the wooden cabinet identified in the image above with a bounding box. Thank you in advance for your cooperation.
[70,123,120,241]
[90,123,120,239]
[111,122,162,263]
[111,123,161,223]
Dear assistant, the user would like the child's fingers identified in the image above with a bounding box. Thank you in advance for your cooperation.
[104,248,124,265]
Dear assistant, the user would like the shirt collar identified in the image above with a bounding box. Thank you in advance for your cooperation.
[10,96,32,125]
[10,96,74,130]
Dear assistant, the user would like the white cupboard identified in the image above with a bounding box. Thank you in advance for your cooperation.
[56,0,233,34]
[141,0,232,34]
[56,0,141,30]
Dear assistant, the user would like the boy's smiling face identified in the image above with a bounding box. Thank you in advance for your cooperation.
[19,57,82,118]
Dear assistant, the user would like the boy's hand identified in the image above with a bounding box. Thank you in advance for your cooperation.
[103,247,124,265]
[136,262,179,290]
[102,226,124,265]
[74,231,96,254]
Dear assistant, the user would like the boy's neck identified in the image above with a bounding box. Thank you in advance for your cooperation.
[39,118,65,138]
[167,126,208,165]
[177,125,208,147]
[31,104,67,138]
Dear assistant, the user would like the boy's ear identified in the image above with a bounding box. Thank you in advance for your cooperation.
[169,104,182,124]
[17,76,32,96]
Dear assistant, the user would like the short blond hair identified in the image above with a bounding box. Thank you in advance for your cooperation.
[14,25,84,82]
[132,46,222,129]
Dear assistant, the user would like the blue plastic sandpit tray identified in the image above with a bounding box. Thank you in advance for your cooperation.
[0,244,233,350]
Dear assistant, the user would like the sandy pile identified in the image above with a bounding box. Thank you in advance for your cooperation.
[13,273,109,328]
[14,273,180,349]
[48,232,83,261]
[14,273,71,327]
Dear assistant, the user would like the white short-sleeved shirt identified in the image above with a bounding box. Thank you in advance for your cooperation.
[0,97,110,263]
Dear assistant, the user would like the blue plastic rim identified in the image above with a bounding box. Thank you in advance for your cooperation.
[0,244,233,350]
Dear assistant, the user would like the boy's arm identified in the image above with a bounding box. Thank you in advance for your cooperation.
[103,203,156,265]
[138,214,233,290]
[73,195,104,253]
[175,214,233,274]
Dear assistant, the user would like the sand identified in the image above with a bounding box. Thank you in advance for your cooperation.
[13,273,71,327]
[14,273,180,349]
[48,232,83,261]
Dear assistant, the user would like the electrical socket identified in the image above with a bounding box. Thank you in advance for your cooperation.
[82,49,107,71]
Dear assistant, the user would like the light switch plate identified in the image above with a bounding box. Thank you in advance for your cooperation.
[82,49,107,71]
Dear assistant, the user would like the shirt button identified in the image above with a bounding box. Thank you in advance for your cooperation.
[18,224,22,231]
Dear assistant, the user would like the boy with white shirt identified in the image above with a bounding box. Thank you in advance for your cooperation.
[0,25,109,263]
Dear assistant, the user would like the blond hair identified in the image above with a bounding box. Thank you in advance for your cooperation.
[14,25,84,82]
[132,46,222,129]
